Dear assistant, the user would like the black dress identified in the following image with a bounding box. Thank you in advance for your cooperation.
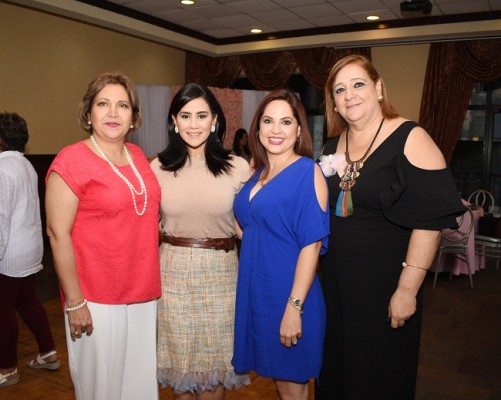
[316,121,465,400]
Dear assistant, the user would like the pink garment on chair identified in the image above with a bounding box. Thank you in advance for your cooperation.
[432,199,485,275]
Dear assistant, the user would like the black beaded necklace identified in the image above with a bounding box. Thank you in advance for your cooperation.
[336,118,385,217]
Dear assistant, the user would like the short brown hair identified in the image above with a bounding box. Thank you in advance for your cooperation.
[78,72,142,134]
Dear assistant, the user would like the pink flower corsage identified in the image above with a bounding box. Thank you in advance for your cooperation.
[318,153,346,177]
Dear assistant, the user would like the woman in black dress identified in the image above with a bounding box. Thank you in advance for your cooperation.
[316,55,465,399]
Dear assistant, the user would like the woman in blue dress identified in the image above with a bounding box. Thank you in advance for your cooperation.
[233,89,330,400]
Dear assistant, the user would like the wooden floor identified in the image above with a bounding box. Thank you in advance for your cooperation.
[1,252,500,400]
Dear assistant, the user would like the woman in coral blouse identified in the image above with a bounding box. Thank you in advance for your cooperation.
[45,72,161,400]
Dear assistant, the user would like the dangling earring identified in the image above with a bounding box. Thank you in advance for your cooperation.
[211,125,215,133]
[377,95,383,103]
[334,107,338,113]
[174,126,179,134]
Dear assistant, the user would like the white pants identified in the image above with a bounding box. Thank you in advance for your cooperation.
[65,300,159,400]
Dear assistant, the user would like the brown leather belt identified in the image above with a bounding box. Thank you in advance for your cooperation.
[162,235,236,252]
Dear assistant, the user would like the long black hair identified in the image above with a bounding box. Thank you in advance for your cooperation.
[157,83,232,177]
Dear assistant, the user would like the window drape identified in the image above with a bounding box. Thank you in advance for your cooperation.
[419,39,501,162]
[240,51,298,90]
[185,53,242,88]
[185,47,371,90]
[294,47,371,89]
[128,85,170,158]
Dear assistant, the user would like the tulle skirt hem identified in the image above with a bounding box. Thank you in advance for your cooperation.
[158,368,250,394]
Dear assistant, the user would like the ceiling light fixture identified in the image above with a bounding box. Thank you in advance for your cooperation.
[250,28,262,34]
[180,0,195,5]
[367,15,380,21]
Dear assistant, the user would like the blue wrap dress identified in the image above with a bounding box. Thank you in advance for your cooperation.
[232,157,329,382]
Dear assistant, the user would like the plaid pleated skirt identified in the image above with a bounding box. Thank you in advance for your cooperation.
[157,243,250,394]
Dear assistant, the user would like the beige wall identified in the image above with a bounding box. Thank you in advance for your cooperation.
[373,45,430,122]
[0,2,186,154]
[1,3,430,154]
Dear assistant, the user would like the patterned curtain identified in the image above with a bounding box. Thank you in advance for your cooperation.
[185,52,242,88]
[240,51,297,90]
[294,47,371,89]
[185,47,371,90]
[419,39,501,162]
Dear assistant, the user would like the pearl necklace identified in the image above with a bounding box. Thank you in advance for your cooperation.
[90,135,148,216]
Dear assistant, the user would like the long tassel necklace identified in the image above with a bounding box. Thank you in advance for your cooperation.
[336,118,384,217]
[90,135,148,216]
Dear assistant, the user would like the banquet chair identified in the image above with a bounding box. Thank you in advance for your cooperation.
[433,207,474,289]
[468,189,495,215]
[475,234,501,270]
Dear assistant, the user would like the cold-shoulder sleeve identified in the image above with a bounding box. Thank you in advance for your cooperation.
[380,155,466,230]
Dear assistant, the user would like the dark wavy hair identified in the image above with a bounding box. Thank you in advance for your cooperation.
[247,89,313,181]
[158,83,232,177]
[78,72,142,134]
[0,112,29,152]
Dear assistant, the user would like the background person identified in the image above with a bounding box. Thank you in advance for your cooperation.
[317,55,465,399]
[45,72,161,400]
[232,89,329,400]
[0,112,60,389]
[150,83,250,400]
[231,128,251,162]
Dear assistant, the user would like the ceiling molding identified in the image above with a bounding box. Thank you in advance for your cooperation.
[7,0,501,57]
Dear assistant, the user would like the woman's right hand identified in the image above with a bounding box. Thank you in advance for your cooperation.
[68,305,94,341]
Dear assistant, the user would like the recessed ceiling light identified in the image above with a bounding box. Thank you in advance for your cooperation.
[367,15,380,21]
[250,28,262,34]
[180,0,195,5]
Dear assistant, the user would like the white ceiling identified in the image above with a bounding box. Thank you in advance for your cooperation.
[106,0,501,39]
[9,0,501,56]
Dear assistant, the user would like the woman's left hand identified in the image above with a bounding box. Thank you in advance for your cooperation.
[388,287,417,329]
[279,306,302,347]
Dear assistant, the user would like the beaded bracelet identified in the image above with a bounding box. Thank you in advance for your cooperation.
[65,299,88,314]
[402,262,428,272]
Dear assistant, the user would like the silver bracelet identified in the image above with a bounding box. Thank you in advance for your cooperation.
[65,299,88,313]
[402,262,428,272]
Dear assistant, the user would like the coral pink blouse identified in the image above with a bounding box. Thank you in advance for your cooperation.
[47,141,161,304]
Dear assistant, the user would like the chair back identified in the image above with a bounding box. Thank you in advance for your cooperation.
[434,207,476,288]
[441,207,474,248]
[468,190,494,214]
